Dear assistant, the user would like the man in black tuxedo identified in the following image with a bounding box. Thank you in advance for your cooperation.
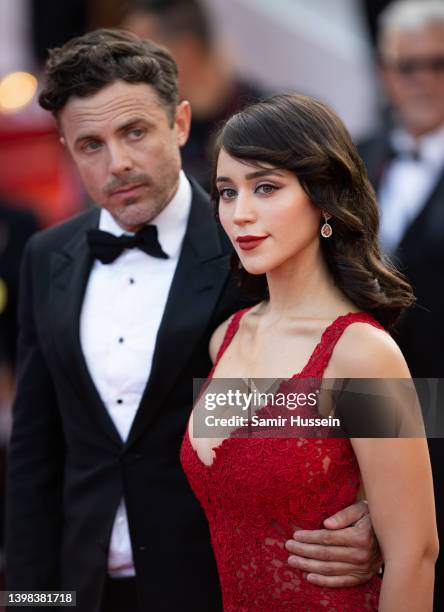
[357,1,444,607]
[6,29,380,612]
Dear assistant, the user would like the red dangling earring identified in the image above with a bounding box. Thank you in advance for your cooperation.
[320,211,333,238]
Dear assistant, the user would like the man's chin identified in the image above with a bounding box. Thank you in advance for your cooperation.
[403,112,444,137]
[113,205,159,231]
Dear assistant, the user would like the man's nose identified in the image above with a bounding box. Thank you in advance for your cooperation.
[108,142,133,175]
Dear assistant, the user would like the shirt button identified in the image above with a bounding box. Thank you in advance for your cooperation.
[117,399,123,405]
[129,278,135,284]
[118,337,124,343]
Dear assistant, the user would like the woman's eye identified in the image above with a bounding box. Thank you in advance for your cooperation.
[219,188,237,200]
[256,183,276,194]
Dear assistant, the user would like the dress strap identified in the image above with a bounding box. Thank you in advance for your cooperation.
[300,312,385,378]
[212,308,251,370]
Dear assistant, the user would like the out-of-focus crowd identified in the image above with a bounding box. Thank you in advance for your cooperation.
[1,0,444,609]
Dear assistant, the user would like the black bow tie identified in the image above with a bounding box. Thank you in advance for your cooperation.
[87,226,169,264]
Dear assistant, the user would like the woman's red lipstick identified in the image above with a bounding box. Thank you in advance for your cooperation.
[236,235,268,251]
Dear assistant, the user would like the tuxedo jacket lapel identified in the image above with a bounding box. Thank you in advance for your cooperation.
[50,209,123,446]
[397,170,444,266]
[50,184,231,449]
[125,183,231,448]
[360,134,392,189]
[359,135,444,269]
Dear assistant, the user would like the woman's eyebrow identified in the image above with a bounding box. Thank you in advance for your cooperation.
[244,169,285,179]
[216,169,285,183]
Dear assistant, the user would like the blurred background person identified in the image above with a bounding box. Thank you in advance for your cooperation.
[358,0,444,377]
[0,202,38,593]
[357,1,444,609]
[0,203,39,372]
[122,0,266,191]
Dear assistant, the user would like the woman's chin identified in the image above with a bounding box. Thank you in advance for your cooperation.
[241,263,268,276]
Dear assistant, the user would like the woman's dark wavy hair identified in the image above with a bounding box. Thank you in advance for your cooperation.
[211,93,414,330]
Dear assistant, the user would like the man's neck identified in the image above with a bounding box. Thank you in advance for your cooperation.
[403,123,444,143]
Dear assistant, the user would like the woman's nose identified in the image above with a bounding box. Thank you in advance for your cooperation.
[232,193,257,225]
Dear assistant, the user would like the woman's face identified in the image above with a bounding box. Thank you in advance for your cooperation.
[216,148,322,275]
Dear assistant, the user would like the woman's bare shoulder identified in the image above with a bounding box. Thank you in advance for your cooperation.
[329,320,411,379]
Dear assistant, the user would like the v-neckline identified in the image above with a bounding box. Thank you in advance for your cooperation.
[187,310,366,468]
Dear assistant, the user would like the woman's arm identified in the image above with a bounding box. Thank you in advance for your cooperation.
[332,323,439,611]
[353,437,437,611]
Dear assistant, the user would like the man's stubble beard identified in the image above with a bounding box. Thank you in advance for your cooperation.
[110,178,179,231]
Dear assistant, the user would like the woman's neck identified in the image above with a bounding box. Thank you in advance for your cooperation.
[261,243,354,322]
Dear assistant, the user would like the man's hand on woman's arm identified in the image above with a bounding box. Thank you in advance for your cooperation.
[285,500,382,587]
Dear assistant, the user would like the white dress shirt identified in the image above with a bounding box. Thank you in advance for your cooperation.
[379,124,444,253]
[80,171,191,577]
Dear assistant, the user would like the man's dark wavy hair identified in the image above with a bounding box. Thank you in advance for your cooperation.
[38,28,179,124]
[211,93,414,330]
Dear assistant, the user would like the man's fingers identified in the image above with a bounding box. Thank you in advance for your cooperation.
[303,573,373,588]
[285,540,370,564]
[353,514,372,530]
[286,555,361,576]
[291,528,361,547]
[323,500,369,529]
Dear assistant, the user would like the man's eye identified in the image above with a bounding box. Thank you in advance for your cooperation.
[256,183,276,194]
[128,128,145,139]
[219,188,237,200]
[83,141,102,152]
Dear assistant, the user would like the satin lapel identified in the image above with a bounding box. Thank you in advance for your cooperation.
[125,183,231,448]
[50,209,122,446]
[359,133,392,190]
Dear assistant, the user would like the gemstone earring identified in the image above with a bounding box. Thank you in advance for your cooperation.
[320,211,333,238]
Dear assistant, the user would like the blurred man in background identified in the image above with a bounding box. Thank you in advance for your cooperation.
[358,1,444,608]
[359,0,444,377]
[0,202,38,587]
[122,0,265,190]
[0,204,39,371]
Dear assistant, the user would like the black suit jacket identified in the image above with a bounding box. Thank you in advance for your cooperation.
[0,203,39,368]
[5,181,252,611]
[359,131,444,377]
[359,132,444,610]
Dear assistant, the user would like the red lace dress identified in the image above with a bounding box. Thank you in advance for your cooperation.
[181,310,383,611]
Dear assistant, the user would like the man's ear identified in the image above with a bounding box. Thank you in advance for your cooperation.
[58,119,66,147]
[174,100,192,147]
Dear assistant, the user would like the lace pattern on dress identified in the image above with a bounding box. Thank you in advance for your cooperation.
[181,310,384,611]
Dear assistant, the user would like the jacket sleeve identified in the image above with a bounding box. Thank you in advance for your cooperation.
[5,237,64,589]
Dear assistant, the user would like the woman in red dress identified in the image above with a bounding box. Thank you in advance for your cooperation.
[181,94,438,611]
